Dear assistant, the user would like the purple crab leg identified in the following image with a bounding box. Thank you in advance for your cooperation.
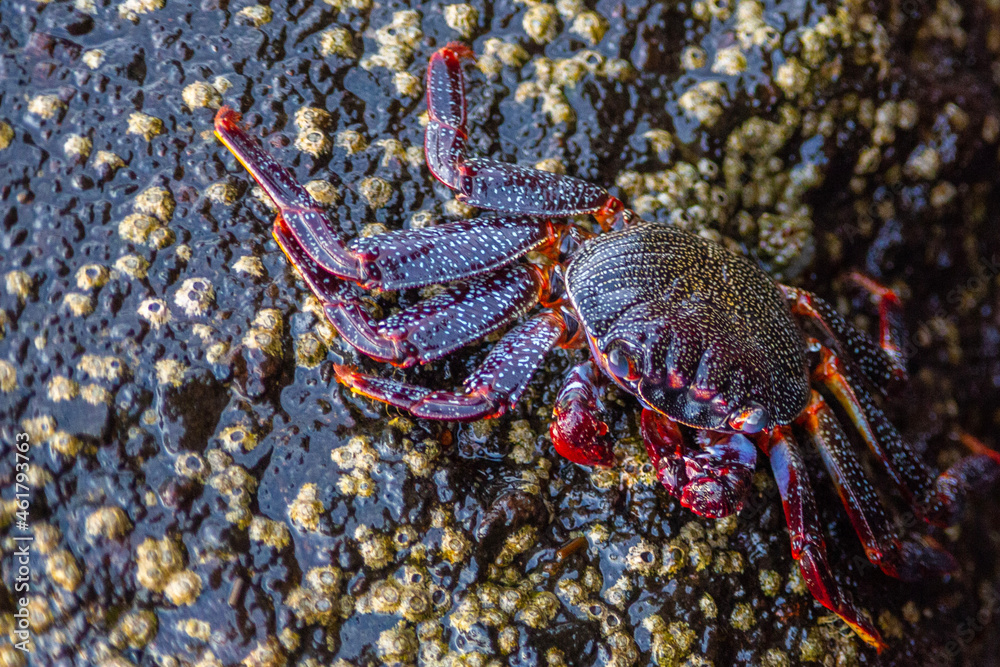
[811,341,1000,526]
[275,212,552,367]
[346,216,555,290]
[214,107,363,282]
[335,311,566,420]
[273,216,343,304]
[550,360,615,467]
[848,272,908,379]
[327,264,546,367]
[640,410,757,518]
[760,426,886,652]
[798,389,958,581]
[425,45,626,229]
[782,284,902,393]
[425,43,473,189]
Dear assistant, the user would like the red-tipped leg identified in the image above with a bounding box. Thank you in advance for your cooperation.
[326,264,545,367]
[760,426,887,652]
[425,44,474,188]
[781,284,901,393]
[848,272,908,379]
[640,410,756,518]
[550,360,614,467]
[455,158,626,224]
[798,390,957,581]
[811,341,1000,526]
[335,312,566,420]
[214,106,364,282]
[422,45,627,227]
[346,215,554,291]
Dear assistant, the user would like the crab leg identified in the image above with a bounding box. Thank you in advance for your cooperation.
[214,107,363,282]
[798,389,957,581]
[335,311,566,420]
[550,360,615,467]
[273,216,343,304]
[811,341,1000,526]
[759,426,886,652]
[328,265,547,367]
[275,213,551,366]
[425,45,626,228]
[640,410,756,518]
[425,43,473,189]
[346,216,554,290]
[847,272,908,378]
[781,285,902,393]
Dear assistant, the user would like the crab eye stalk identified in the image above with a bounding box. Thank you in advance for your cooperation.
[727,403,769,434]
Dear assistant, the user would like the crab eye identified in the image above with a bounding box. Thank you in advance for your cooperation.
[607,345,642,381]
[728,403,769,434]
[607,347,628,377]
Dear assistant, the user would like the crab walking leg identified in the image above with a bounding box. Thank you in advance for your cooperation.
[346,216,555,290]
[550,360,615,467]
[335,311,567,420]
[425,43,473,189]
[760,426,887,652]
[275,214,551,367]
[848,272,908,379]
[454,159,627,228]
[424,45,626,228]
[328,265,547,367]
[781,285,902,392]
[811,342,1000,525]
[640,410,757,518]
[214,107,363,282]
[798,390,957,581]
[273,216,343,304]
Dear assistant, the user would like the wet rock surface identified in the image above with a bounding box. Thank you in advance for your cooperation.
[1,0,1000,665]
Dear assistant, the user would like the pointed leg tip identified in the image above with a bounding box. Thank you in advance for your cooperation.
[441,42,475,61]
[333,364,359,386]
[214,105,242,133]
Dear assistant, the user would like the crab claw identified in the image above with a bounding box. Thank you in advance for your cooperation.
[641,410,756,518]
[550,361,615,467]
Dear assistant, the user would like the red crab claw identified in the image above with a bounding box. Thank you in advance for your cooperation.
[550,361,615,467]
[641,410,756,518]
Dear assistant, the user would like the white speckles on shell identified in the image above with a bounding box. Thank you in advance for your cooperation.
[346,215,549,290]
[565,223,809,427]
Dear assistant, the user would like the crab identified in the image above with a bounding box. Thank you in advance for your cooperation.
[214,43,1000,651]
